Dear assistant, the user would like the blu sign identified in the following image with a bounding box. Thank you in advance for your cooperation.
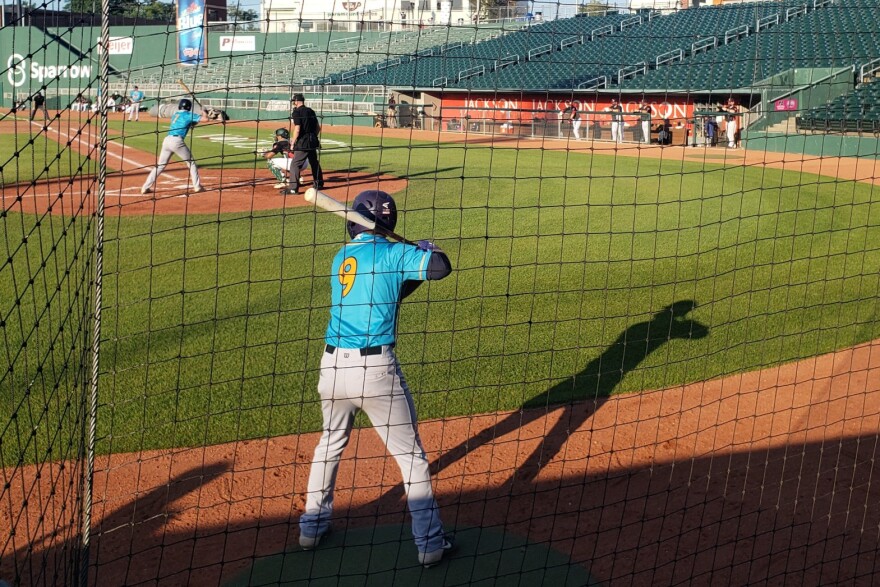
[177,0,207,65]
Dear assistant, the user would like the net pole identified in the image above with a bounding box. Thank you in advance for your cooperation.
[80,0,109,584]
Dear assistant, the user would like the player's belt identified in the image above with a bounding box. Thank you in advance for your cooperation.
[325,344,384,356]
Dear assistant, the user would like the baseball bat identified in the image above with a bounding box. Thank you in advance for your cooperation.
[304,188,415,245]
[177,79,204,109]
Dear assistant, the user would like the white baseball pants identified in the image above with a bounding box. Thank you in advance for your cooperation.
[300,346,446,554]
[142,135,201,191]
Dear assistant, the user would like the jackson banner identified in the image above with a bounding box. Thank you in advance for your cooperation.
[177,0,207,65]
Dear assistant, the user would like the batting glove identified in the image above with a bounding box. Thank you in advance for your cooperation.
[417,240,439,252]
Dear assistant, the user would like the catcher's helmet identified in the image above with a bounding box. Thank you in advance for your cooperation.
[178,98,193,111]
[274,128,290,139]
[348,190,397,239]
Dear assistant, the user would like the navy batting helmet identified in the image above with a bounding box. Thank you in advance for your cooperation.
[348,190,397,239]
[178,98,193,111]
[274,127,290,139]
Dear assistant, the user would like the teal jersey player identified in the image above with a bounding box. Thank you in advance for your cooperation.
[140,99,203,194]
[325,232,433,348]
[300,190,455,568]
[168,110,200,138]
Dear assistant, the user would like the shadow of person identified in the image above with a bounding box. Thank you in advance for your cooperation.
[434,300,709,482]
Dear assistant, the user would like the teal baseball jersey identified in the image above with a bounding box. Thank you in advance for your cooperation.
[168,111,200,138]
[325,233,432,348]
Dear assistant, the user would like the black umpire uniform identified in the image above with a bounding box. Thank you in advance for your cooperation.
[289,93,324,194]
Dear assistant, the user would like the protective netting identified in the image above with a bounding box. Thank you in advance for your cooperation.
[2,0,880,585]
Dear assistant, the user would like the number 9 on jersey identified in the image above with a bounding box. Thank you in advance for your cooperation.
[339,257,357,297]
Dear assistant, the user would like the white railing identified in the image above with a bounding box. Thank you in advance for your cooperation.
[755,13,779,33]
[691,36,717,55]
[619,15,642,31]
[618,62,647,83]
[724,24,749,44]
[432,76,448,87]
[860,57,880,82]
[376,57,401,70]
[458,65,485,81]
[559,35,580,50]
[494,55,519,70]
[578,75,607,89]
[591,24,615,41]
[785,5,807,21]
[341,67,367,80]
[527,44,552,60]
[656,48,683,67]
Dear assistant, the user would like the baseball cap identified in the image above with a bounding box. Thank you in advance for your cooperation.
[291,93,305,102]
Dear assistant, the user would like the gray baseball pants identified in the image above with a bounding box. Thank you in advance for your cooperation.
[142,135,201,191]
[299,345,446,554]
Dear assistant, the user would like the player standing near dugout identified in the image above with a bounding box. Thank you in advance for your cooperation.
[299,190,455,568]
[141,99,204,195]
[637,97,652,144]
[128,85,145,122]
[723,97,740,149]
[287,93,324,195]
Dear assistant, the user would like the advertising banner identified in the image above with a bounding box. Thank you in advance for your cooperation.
[440,95,694,123]
[177,0,207,65]
[218,36,256,52]
[774,98,798,112]
[96,37,134,54]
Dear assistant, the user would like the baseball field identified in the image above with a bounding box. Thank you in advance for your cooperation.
[2,112,879,585]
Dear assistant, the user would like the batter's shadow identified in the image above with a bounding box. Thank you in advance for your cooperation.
[433,300,709,483]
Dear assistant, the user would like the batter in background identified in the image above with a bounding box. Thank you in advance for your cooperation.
[141,99,203,195]
[299,190,455,568]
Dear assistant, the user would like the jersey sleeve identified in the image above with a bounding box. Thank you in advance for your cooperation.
[394,243,433,281]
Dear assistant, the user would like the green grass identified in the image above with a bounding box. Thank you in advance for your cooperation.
[2,133,879,465]
[0,127,95,185]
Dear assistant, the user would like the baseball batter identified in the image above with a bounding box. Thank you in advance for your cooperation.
[299,190,455,568]
[141,99,203,194]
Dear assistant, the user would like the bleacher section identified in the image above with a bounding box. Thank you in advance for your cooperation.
[471,2,790,90]
[347,13,630,87]
[117,25,508,88]
[797,77,880,131]
[619,0,880,92]
[343,3,794,89]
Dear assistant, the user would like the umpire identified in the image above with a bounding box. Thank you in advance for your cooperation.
[288,93,324,195]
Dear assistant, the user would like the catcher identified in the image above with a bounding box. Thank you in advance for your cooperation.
[262,127,309,190]
[263,128,293,189]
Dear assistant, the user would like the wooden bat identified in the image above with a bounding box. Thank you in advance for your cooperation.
[304,188,414,244]
[177,79,204,110]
